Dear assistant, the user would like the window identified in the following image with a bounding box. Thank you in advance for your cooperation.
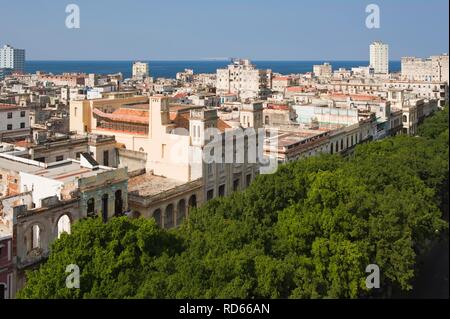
[207,189,214,201]
[75,152,81,160]
[20,111,26,117]
[7,112,12,119]
[218,185,225,197]
[103,150,109,166]
[161,144,166,159]
[20,122,25,129]
[7,124,12,130]
[56,155,64,162]
[35,157,45,163]
[57,215,71,238]
[233,179,240,192]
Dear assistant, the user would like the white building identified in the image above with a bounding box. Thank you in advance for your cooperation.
[370,41,389,75]
[0,104,30,141]
[132,62,149,79]
[313,63,332,78]
[216,59,272,100]
[0,45,25,72]
[401,54,449,83]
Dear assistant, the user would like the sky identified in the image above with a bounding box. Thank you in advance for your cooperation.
[0,0,448,60]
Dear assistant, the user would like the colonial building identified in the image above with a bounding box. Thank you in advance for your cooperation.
[0,150,128,297]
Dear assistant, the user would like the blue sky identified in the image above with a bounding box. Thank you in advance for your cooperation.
[0,0,448,60]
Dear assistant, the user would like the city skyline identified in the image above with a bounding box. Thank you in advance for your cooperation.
[0,0,448,61]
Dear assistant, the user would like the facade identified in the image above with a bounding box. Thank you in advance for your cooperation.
[313,63,333,78]
[264,118,375,163]
[382,80,448,107]
[0,45,25,72]
[216,59,272,99]
[0,104,30,142]
[132,62,149,80]
[370,41,389,74]
[401,54,449,83]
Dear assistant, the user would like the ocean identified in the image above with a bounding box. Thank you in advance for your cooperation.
[25,60,401,79]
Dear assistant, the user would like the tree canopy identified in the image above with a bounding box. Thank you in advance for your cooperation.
[18,106,449,299]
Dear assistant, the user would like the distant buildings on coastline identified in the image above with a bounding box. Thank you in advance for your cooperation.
[0,44,25,77]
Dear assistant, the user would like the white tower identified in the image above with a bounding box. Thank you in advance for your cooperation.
[370,41,389,74]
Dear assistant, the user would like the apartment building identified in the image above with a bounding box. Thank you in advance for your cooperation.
[132,62,149,80]
[216,59,272,99]
[382,80,448,106]
[313,63,333,78]
[0,104,30,142]
[0,45,25,73]
[370,41,389,74]
[401,54,449,83]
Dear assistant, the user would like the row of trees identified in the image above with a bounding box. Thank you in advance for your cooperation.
[18,107,449,299]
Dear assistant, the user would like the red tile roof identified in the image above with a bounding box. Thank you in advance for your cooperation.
[93,108,149,124]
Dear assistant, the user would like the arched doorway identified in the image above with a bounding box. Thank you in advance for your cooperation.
[102,194,109,223]
[114,190,123,217]
[57,215,71,238]
[153,209,162,227]
[164,204,174,228]
[177,199,186,226]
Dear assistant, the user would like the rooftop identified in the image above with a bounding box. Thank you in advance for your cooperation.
[0,153,112,184]
[128,173,185,198]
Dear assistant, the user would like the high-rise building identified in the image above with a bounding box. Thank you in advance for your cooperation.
[132,61,149,79]
[0,44,25,72]
[370,41,389,74]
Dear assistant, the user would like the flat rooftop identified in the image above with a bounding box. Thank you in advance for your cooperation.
[0,154,111,184]
[128,173,185,198]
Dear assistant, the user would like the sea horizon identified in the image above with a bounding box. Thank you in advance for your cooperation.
[24,60,402,79]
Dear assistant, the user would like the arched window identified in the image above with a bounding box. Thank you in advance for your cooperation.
[57,215,71,239]
[164,204,175,228]
[265,116,270,125]
[87,198,95,217]
[153,209,162,227]
[114,190,123,217]
[402,115,408,123]
[177,199,186,226]
[27,224,41,252]
[102,194,109,223]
